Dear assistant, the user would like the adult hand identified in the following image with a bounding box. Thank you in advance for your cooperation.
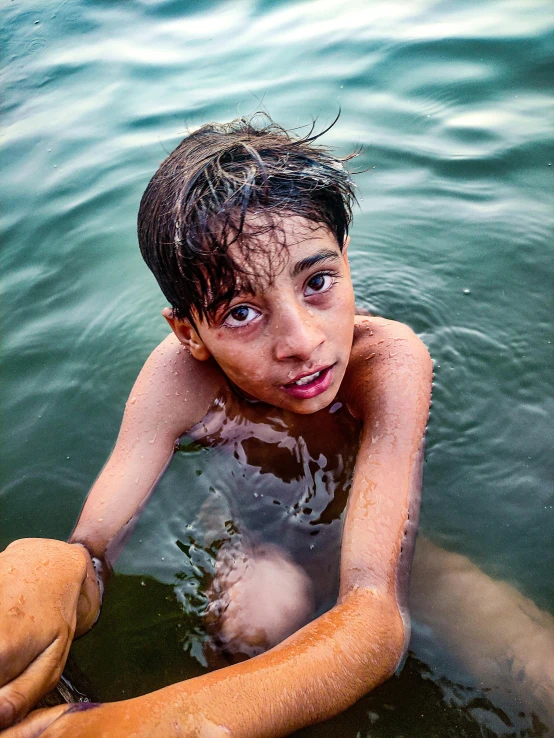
[0,539,100,729]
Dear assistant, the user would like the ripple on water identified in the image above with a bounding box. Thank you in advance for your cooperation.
[1,0,553,731]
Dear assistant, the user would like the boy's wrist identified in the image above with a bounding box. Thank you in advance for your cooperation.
[71,543,102,636]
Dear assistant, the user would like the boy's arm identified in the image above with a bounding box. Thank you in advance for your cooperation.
[67,334,222,574]
[8,319,433,738]
[338,317,432,617]
[0,335,222,729]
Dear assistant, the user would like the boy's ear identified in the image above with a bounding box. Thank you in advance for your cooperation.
[162,308,212,361]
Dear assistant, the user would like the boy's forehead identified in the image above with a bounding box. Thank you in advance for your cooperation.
[231,214,338,283]
[243,213,333,244]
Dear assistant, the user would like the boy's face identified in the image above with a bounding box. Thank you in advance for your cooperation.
[168,217,356,415]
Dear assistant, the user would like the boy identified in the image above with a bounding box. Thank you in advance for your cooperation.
[0,116,552,737]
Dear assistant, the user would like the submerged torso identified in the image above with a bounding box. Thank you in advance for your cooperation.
[186,385,361,614]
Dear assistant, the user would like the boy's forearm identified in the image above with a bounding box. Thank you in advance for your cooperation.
[147,587,404,737]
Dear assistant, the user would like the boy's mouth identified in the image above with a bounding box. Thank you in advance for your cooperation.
[282,364,334,399]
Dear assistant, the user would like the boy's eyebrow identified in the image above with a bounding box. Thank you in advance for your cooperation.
[291,249,340,277]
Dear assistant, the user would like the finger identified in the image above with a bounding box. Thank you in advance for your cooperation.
[1,705,70,738]
[0,633,70,729]
[0,625,55,688]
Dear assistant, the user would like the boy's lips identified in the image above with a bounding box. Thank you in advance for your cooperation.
[281,364,334,399]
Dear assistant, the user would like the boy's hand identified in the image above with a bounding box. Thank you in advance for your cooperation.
[0,539,100,729]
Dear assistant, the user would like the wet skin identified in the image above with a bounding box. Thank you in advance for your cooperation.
[0,218,435,735]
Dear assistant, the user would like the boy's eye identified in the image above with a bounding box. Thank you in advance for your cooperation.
[305,273,334,296]
[223,305,260,328]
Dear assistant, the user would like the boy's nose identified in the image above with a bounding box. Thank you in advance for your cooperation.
[272,305,326,362]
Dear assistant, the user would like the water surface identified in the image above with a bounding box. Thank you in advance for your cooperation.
[1,0,553,735]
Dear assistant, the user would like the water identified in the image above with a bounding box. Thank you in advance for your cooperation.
[1,0,553,734]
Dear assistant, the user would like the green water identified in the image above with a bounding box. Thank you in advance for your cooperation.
[1,0,553,735]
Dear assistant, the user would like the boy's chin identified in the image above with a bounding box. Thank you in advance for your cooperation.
[276,386,340,415]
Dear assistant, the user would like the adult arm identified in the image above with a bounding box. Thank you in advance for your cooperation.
[0,335,221,729]
[8,318,433,737]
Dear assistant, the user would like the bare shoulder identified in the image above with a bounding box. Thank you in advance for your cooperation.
[352,316,432,366]
[341,317,433,417]
[121,333,225,442]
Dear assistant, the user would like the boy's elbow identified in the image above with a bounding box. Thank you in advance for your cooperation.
[339,588,406,698]
[365,594,406,681]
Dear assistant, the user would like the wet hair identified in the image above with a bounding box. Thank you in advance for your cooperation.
[137,113,357,324]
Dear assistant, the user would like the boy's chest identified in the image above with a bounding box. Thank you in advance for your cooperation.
[187,392,361,607]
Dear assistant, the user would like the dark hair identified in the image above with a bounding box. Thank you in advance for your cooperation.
[137,113,357,324]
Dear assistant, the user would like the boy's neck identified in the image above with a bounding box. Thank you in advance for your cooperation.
[228,380,262,406]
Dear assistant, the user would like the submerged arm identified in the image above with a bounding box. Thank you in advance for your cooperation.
[411,537,554,727]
